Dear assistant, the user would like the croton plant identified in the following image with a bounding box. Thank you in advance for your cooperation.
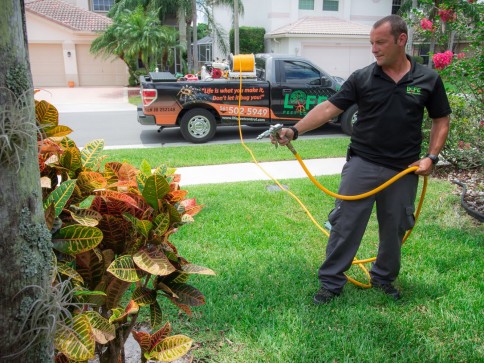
[35,97,213,363]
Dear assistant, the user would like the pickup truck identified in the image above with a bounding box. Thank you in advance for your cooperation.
[137,53,357,143]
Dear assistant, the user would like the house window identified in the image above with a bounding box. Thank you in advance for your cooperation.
[299,0,314,10]
[323,0,339,11]
[92,0,114,12]
[392,0,402,14]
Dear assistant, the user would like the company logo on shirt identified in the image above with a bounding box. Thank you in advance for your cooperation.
[406,86,422,95]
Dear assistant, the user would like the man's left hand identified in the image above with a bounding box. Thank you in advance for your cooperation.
[410,157,433,176]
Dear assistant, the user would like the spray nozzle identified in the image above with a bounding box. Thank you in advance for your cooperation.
[257,124,284,140]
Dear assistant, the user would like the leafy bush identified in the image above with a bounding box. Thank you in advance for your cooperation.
[35,99,212,362]
[422,94,483,169]
[230,26,265,54]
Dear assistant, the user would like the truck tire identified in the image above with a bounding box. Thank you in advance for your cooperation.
[180,109,217,143]
[340,104,358,136]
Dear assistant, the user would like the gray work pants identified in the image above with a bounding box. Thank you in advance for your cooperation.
[318,156,418,293]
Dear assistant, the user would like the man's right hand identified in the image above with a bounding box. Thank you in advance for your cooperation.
[270,128,294,146]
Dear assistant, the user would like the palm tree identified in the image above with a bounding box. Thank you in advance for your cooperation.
[160,26,186,71]
[91,6,165,75]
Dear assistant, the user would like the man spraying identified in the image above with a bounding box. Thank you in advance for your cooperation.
[273,15,451,304]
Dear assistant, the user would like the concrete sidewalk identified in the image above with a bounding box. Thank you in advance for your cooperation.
[177,157,346,186]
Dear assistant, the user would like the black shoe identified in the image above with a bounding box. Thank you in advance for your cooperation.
[313,288,338,305]
[371,280,401,300]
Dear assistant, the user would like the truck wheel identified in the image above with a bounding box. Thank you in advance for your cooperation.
[180,109,217,143]
[340,104,358,136]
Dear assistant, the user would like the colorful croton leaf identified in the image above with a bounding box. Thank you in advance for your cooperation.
[107,255,144,282]
[145,335,193,362]
[54,313,95,361]
[52,225,103,255]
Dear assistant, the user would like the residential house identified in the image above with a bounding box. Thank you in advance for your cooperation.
[212,0,401,78]
[25,0,128,87]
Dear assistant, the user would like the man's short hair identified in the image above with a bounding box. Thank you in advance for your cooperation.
[373,15,408,42]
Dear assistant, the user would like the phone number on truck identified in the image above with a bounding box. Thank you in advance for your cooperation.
[219,106,269,117]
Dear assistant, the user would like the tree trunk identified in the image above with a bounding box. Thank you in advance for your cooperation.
[405,0,418,55]
[0,1,52,362]
[233,0,240,55]
[191,0,198,72]
[178,7,187,74]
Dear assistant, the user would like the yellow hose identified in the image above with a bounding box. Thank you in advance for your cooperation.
[235,60,428,288]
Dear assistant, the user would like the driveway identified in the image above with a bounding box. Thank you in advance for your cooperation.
[35,86,136,112]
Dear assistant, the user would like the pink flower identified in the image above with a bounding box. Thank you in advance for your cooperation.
[433,50,454,70]
[438,9,456,22]
[420,18,434,31]
[457,52,465,59]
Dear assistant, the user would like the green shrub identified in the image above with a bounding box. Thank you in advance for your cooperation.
[230,26,265,54]
[422,94,483,169]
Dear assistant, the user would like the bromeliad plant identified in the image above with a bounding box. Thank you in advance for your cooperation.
[36,98,213,363]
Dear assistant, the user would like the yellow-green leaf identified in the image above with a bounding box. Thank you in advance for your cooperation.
[53,225,103,255]
[83,311,115,344]
[57,263,84,284]
[181,264,216,276]
[107,255,143,282]
[140,159,152,176]
[132,286,157,306]
[81,139,105,170]
[44,125,73,138]
[59,147,82,172]
[69,207,102,227]
[77,171,107,193]
[153,213,170,237]
[142,175,170,211]
[54,314,95,361]
[36,100,58,127]
[150,301,163,328]
[146,335,193,362]
[133,248,175,276]
[43,179,77,217]
[123,213,152,239]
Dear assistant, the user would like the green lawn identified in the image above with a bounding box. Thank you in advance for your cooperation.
[103,137,350,168]
[164,176,483,362]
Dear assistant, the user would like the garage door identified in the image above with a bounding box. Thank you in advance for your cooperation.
[302,45,373,79]
[76,44,128,86]
[29,44,66,87]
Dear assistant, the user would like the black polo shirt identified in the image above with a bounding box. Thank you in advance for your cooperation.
[329,56,451,170]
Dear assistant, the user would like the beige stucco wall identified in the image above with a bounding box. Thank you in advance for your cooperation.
[26,11,128,87]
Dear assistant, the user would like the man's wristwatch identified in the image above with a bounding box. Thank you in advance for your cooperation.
[425,153,439,165]
[288,126,299,140]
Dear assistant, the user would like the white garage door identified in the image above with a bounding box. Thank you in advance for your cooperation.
[302,45,373,79]
[29,44,66,87]
[76,44,128,86]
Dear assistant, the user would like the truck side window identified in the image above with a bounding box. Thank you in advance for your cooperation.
[282,61,321,85]
[255,57,266,81]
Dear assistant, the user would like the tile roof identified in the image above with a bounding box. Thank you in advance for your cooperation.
[25,0,112,32]
[267,16,371,37]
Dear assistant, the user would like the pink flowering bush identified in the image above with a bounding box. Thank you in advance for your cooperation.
[432,50,454,70]
[438,9,456,22]
[420,18,434,31]
[416,1,483,170]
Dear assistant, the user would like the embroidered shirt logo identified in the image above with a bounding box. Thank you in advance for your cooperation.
[406,86,422,95]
